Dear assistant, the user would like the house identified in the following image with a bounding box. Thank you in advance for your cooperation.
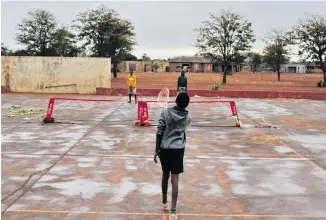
[119,60,168,72]
[280,63,307,73]
[168,56,213,72]
[305,62,325,73]
[213,62,247,73]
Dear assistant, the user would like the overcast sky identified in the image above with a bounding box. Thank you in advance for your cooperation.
[1,1,326,60]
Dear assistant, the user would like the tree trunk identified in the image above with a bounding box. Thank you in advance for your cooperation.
[223,70,227,84]
[276,62,281,81]
[319,57,326,82]
[113,63,118,78]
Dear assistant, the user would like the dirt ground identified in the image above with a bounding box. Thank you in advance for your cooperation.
[112,71,325,93]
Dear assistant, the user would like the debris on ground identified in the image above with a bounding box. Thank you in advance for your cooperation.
[7,105,44,117]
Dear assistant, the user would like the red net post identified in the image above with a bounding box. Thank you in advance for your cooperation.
[229,101,240,127]
[135,100,151,126]
[43,98,55,123]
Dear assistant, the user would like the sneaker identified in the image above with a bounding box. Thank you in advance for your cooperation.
[162,203,168,211]
[127,100,131,103]
[169,213,178,220]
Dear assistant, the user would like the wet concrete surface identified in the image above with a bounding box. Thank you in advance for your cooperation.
[1,94,326,219]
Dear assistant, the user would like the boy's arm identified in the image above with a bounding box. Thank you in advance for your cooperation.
[156,110,166,153]
[134,75,136,87]
[127,76,130,87]
[185,77,188,88]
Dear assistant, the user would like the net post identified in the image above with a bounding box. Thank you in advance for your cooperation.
[229,101,240,127]
[43,98,55,123]
[134,100,151,126]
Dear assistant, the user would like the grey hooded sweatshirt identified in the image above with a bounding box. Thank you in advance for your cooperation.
[157,106,192,150]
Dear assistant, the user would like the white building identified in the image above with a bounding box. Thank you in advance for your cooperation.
[280,63,307,73]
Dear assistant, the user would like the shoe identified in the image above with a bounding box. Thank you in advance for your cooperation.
[128,100,131,103]
[162,203,168,211]
[169,213,178,220]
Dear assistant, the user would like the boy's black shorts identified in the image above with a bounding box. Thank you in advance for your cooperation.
[159,148,185,174]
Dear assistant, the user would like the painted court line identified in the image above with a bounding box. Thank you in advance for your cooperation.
[6,210,325,218]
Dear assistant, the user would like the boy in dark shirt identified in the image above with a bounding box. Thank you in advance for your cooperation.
[177,70,187,93]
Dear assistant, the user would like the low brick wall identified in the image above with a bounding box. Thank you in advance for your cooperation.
[96,88,326,100]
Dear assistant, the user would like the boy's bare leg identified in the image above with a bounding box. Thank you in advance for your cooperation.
[170,174,179,213]
[134,94,137,103]
[162,172,170,204]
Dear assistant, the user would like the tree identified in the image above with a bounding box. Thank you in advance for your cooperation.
[142,53,150,60]
[195,10,255,84]
[16,9,57,56]
[49,27,80,56]
[73,5,136,78]
[263,29,292,81]
[153,63,160,72]
[249,52,262,73]
[293,14,326,82]
[1,43,12,56]
[11,49,32,56]
[121,53,138,61]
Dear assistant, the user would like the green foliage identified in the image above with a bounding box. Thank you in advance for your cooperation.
[211,80,220,90]
[50,27,80,56]
[293,14,326,81]
[73,5,136,78]
[15,9,57,56]
[7,105,44,117]
[119,52,138,61]
[263,29,293,81]
[153,63,160,72]
[142,53,150,61]
[195,9,255,84]
[1,43,12,56]
[165,66,170,72]
[249,52,262,72]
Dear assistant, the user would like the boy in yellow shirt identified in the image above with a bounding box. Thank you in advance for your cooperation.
[127,70,137,103]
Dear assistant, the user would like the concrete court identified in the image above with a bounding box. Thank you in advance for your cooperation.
[1,93,326,220]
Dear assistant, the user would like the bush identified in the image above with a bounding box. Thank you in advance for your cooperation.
[226,71,232,75]
[211,80,220,90]
[153,63,160,72]
[165,66,170,72]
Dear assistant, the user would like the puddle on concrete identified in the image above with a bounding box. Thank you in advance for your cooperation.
[204,183,223,197]
[287,134,326,150]
[274,146,294,154]
[231,144,248,149]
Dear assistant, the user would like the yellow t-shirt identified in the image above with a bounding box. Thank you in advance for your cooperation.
[127,74,136,87]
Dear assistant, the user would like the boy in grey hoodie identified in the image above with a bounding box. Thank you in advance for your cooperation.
[154,93,192,220]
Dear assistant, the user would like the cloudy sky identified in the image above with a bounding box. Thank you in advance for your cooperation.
[1,1,326,60]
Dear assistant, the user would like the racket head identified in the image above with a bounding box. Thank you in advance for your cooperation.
[157,87,169,108]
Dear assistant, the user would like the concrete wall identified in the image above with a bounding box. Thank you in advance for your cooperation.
[120,60,169,72]
[169,62,182,72]
[1,56,111,94]
[281,64,307,73]
[152,60,169,72]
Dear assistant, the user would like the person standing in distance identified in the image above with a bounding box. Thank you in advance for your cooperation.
[127,70,137,103]
[177,70,187,93]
